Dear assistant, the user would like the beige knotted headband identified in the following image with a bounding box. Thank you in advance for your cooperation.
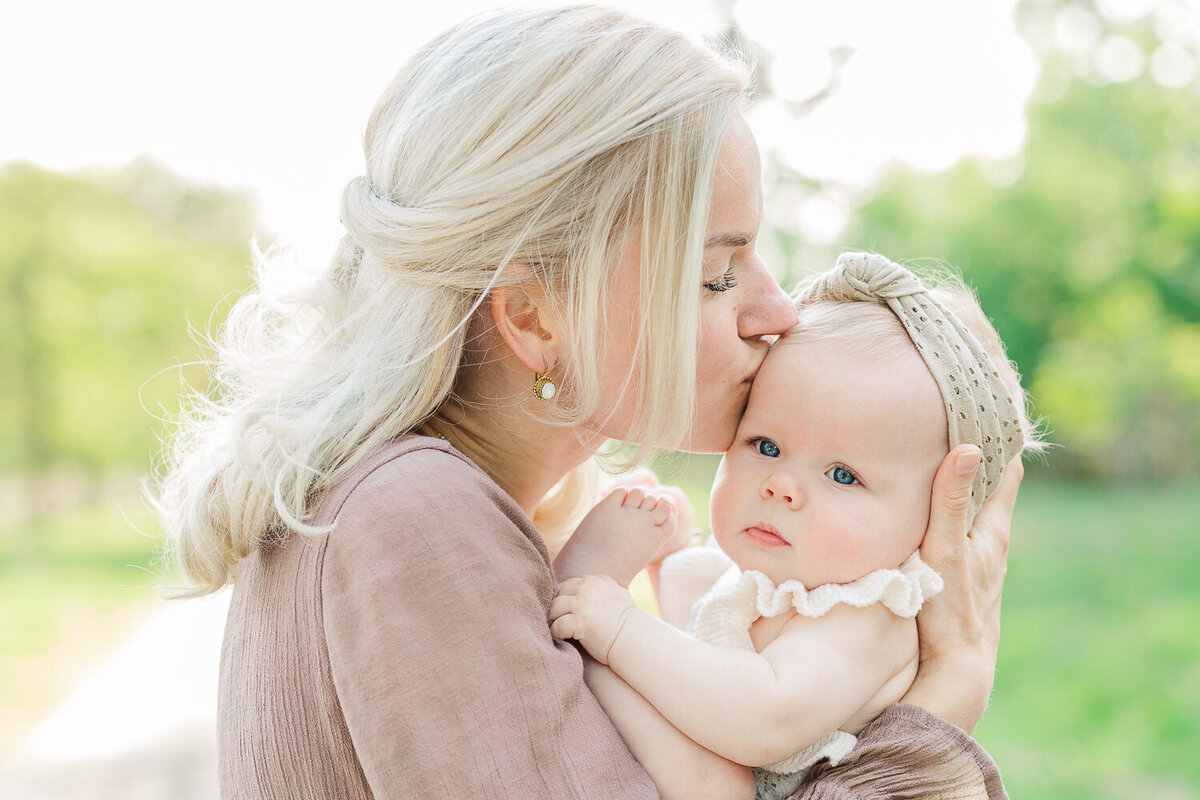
[798,252,1023,520]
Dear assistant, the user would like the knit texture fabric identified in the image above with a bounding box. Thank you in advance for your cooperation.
[799,252,1024,520]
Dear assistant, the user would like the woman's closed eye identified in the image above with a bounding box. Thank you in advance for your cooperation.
[702,266,737,293]
[826,465,861,486]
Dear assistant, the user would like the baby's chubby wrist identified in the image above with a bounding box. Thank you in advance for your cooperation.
[598,603,643,666]
[549,574,643,665]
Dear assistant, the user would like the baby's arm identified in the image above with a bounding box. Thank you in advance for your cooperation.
[553,491,751,798]
[656,545,734,630]
[582,660,754,800]
[550,575,915,767]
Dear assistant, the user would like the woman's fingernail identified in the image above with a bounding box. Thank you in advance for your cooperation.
[956,448,982,474]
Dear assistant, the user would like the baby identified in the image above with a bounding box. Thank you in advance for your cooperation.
[551,252,1040,800]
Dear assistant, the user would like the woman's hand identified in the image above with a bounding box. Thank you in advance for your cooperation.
[901,445,1024,732]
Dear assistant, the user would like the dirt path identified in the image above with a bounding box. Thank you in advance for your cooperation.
[0,590,229,800]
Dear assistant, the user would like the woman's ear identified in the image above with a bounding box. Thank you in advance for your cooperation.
[489,267,562,373]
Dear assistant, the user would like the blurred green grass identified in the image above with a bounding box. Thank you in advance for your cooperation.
[2,472,1197,797]
[982,480,1200,799]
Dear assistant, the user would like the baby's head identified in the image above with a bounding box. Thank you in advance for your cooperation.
[710,253,1040,588]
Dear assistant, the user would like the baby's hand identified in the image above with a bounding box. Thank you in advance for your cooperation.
[553,487,679,585]
[550,575,639,665]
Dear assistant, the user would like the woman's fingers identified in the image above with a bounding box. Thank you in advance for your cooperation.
[971,454,1024,546]
[915,444,985,667]
[902,447,1025,730]
[964,453,1025,638]
[921,444,981,568]
[991,454,1025,509]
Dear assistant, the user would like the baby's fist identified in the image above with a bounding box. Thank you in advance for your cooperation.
[550,575,639,665]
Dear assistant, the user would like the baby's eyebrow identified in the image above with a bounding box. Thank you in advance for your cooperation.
[705,233,751,249]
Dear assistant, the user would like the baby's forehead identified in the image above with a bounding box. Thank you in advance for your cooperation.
[764,332,935,394]
[753,333,949,448]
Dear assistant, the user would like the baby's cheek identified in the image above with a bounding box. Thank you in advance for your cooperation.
[807,503,914,585]
[708,463,736,540]
[891,497,932,560]
[805,525,879,585]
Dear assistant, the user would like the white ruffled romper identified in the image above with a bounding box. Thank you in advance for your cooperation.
[658,546,944,800]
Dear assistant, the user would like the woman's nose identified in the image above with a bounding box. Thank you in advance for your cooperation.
[739,263,798,339]
[761,472,804,509]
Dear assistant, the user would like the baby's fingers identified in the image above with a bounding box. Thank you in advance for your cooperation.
[549,591,582,641]
[549,582,578,619]
[550,612,579,641]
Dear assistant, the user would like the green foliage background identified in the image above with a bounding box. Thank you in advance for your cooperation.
[845,72,1200,483]
[0,159,254,495]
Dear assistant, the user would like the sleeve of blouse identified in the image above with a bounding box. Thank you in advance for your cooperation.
[321,447,657,800]
[790,704,1008,800]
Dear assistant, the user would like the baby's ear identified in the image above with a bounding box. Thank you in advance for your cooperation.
[489,265,564,373]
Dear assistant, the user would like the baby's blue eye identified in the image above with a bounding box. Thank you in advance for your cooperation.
[756,439,780,458]
[828,466,858,485]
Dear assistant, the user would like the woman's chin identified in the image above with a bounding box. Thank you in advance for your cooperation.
[679,391,747,453]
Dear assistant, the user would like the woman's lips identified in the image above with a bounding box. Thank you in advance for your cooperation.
[743,347,770,383]
[745,524,789,547]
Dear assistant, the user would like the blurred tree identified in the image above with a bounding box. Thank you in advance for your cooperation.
[0,159,255,530]
[838,1,1200,483]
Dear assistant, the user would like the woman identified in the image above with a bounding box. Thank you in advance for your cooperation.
[159,6,1019,798]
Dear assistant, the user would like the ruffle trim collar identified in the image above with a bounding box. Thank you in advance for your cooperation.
[733,552,943,620]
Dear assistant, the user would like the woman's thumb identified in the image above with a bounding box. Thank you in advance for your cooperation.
[924,445,981,558]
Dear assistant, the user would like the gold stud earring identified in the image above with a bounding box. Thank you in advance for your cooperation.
[532,370,556,400]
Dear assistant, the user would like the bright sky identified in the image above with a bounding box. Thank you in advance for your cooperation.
[3,0,1042,263]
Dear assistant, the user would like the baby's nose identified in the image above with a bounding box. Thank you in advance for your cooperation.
[762,473,804,509]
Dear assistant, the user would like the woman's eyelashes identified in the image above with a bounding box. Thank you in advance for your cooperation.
[702,266,738,293]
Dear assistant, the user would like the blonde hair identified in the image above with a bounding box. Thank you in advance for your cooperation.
[787,275,1046,455]
[155,5,750,594]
